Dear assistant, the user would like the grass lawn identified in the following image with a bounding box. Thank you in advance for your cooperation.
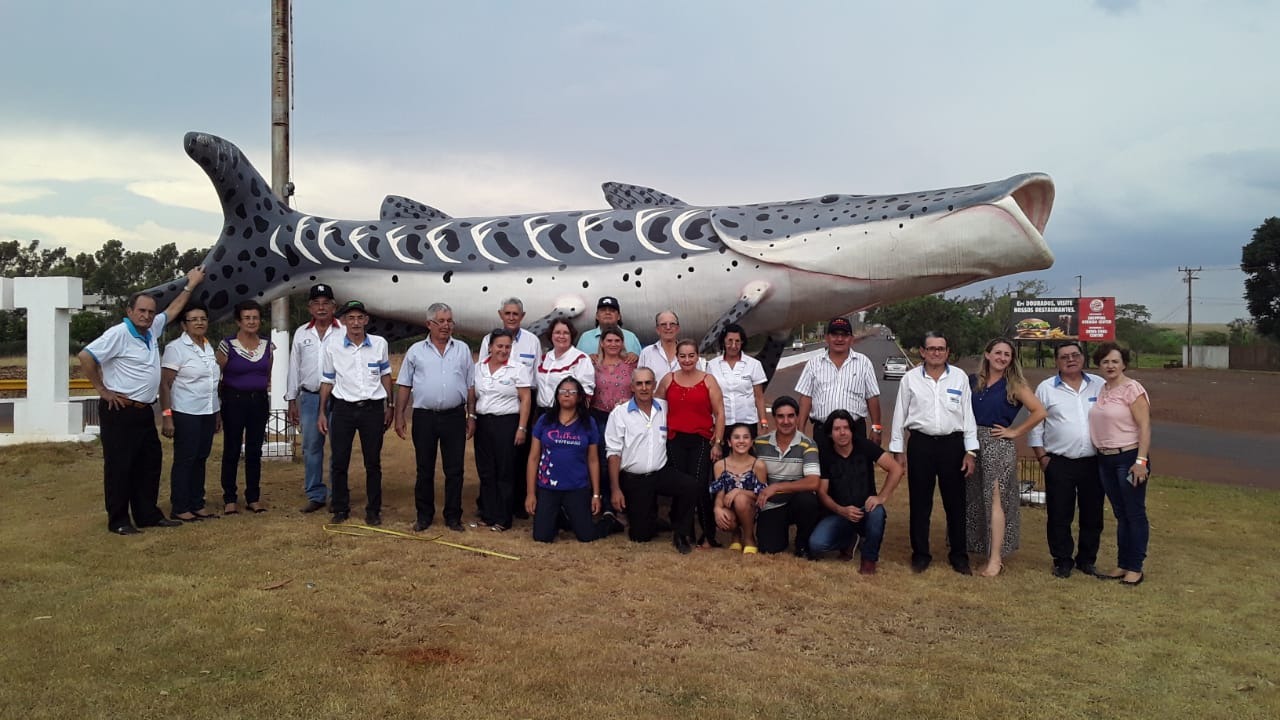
[2,439,1278,719]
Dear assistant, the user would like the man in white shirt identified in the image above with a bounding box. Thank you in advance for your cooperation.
[606,367,698,554]
[285,284,342,513]
[78,266,206,535]
[637,310,702,384]
[1029,341,1106,579]
[318,300,393,526]
[796,316,882,455]
[888,331,978,574]
[394,302,475,533]
[577,296,643,355]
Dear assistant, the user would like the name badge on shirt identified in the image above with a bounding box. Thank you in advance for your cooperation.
[947,387,962,404]
[367,362,381,380]
[1088,396,1097,403]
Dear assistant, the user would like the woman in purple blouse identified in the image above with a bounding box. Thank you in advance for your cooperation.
[216,300,275,514]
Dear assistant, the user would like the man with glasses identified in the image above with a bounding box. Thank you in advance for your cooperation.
[888,331,978,574]
[285,284,343,513]
[796,316,882,456]
[638,310,702,384]
[79,267,206,535]
[1028,342,1105,578]
[395,302,475,532]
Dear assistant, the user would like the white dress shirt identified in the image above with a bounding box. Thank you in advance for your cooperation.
[638,342,706,385]
[83,314,169,403]
[285,318,343,401]
[479,328,543,370]
[161,332,221,415]
[1028,373,1103,459]
[707,354,767,424]
[795,350,880,421]
[888,364,979,453]
[474,359,532,416]
[605,398,669,474]
[536,347,596,408]
[321,333,391,401]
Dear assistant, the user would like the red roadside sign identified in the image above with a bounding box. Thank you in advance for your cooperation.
[1078,297,1116,341]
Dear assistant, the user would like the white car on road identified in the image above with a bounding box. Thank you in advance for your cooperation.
[882,355,911,380]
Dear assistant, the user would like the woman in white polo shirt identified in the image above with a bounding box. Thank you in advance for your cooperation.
[706,323,769,439]
[159,303,222,522]
[469,328,532,531]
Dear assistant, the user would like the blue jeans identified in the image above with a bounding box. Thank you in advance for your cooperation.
[1098,449,1149,573]
[808,505,887,561]
[298,390,330,503]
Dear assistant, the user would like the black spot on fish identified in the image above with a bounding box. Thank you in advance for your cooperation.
[264,198,273,211]
[305,229,316,241]
[497,221,509,228]
[582,281,589,288]
[441,229,460,253]
[235,284,248,295]
[549,224,574,254]
[414,224,428,231]
[366,237,381,258]
[720,219,739,229]
[443,271,454,283]
[242,227,253,240]
[482,286,489,292]
[222,187,235,203]
[622,273,630,282]
[249,261,257,268]
[686,218,710,240]
[897,203,911,211]
[763,228,773,235]
[494,232,520,258]
[647,216,670,244]
[210,290,229,309]
[342,266,350,273]
[392,275,399,283]
[235,203,247,219]
[224,226,234,237]
[468,254,476,261]
[265,267,275,282]
[820,195,839,204]
[254,247,268,258]
[600,239,620,254]
[284,246,301,267]
[250,179,261,197]
[527,250,537,258]
[718,246,727,254]
[254,216,269,232]
[613,220,633,232]
[756,213,770,221]
[526,277,533,284]
[635,267,643,275]
[221,264,234,278]
[213,246,227,262]
[459,221,472,228]
[407,234,423,260]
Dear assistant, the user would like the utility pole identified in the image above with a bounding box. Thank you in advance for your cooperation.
[1179,266,1201,368]
[269,0,292,414]
[1074,274,1082,298]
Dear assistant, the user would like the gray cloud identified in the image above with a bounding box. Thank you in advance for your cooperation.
[1196,149,1280,194]
[1094,0,1140,15]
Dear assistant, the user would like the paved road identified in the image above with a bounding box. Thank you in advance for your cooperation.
[770,335,1279,490]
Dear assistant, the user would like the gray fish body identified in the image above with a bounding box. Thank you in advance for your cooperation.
[150,132,1055,345]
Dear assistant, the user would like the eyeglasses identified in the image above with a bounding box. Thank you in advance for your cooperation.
[923,346,948,352]
[557,389,580,396]
[657,322,679,328]
[429,318,455,325]
[1058,352,1083,360]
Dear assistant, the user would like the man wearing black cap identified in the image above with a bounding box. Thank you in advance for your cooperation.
[286,284,343,513]
[796,316,882,456]
[576,296,643,355]
[317,300,393,526]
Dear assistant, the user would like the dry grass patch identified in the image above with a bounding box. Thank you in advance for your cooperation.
[1,439,1278,719]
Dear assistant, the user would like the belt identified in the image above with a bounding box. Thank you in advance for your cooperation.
[300,387,319,394]
[335,398,386,408]
[910,430,963,440]
[414,405,464,415]
[1096,444,1139,455]
[621,469,661,479]
[113,398,154,409]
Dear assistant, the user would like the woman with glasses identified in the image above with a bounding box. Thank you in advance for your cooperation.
[526,376,616,542]
[967,338,1046,577]
[706,324,768,439]
[159,302,221,522]
[216,300,275,514]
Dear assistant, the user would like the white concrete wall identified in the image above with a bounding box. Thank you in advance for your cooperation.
[1182,345,1229,369]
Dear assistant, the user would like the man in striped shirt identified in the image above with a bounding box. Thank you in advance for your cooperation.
[796,317,883,455]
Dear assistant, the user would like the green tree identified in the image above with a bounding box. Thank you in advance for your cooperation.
[1242,217,1280,342]
[69,311,108,346]
[1227,318,1256,345]
[867,294,986,355]
[1195,330,1229,346]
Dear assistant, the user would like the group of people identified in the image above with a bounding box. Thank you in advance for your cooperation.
[79,279,1153,585]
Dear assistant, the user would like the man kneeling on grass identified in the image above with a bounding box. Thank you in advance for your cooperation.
[810,409,904,574]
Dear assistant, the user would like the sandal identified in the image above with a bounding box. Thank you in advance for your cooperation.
[223,504,240,515]
[743,546,759,554]
[193,511,219,519]
[247,503,267,514]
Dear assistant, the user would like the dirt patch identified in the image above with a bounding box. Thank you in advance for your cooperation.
[379,646,465,666]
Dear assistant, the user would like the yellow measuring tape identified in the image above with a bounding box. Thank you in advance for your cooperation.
[322,523,520,560]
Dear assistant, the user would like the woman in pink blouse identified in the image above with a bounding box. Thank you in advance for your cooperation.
[590,325,637,513]
[1087,342,1152,586]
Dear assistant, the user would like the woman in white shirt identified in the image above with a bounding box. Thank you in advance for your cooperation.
[706,324,769,438]
[536,319,596,411]
[469,329,532,531]
[159,303,222,522]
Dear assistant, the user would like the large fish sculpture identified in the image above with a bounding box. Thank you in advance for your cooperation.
[146,132,1054,374]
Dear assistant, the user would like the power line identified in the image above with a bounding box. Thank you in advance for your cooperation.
[1179,266,1202,367]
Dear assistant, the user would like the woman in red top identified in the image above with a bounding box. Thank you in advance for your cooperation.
[657,338,725,547]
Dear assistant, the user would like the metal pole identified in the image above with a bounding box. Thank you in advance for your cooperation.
[1075,274,1082,298]
[269,0,292,414]
[1179,266,1201,368]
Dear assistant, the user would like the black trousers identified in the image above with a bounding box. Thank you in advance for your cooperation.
[532,486,613,542]
[590,408,616,510]
[756,491,821,554]
[906,431,968,563]
[170,411,216,515]
[620,466,697,542]
[99,400,165,530]
[329,399,386,515]
[220,389,269,505]
[666,431,715,541]
[1044,454,1105,566]
[411,406,466,525]
[475,412,520,528]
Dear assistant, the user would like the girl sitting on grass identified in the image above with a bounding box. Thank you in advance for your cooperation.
[711,423,768,553]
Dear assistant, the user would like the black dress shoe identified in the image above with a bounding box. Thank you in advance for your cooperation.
[300,500,326,514]
[447,520,465,532]
[412,520,432,532]
[365,512,382,526]
[110,525,142,535]
[1076,562,1099,577]
[1053,563,1073,579]
[951,560,973,576]
[331,511,350,523]
[673,535,693,555]
[911,556,931,574]
[144,518,183,528]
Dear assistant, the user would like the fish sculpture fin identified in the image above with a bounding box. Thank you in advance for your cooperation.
[601,182,688,210]
[754,332,792,387]
[698,280,773,355]
[363,314,428,343]
[379,195,452,222]
[525,295,590,339]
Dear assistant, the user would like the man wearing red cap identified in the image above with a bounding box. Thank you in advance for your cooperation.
[796,316,883,456]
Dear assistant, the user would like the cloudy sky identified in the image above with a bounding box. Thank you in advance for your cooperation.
[2,0,1275,322]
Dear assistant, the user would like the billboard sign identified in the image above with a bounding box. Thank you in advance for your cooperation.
[1010,297,1115,342]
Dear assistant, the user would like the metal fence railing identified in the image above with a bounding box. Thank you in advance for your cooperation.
[75,402,294,460]
[1018,456,1045,506]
